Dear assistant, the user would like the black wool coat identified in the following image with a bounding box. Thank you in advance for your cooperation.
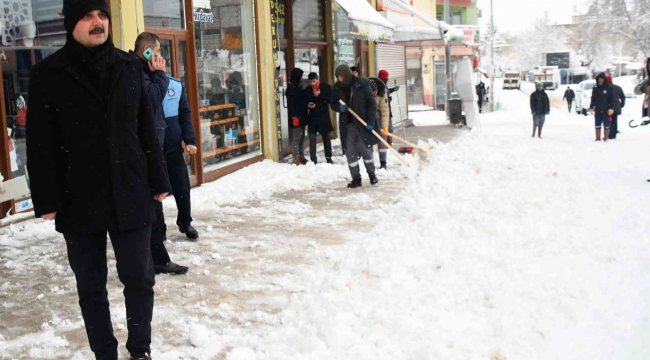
[26,47,172,234]
[304,82,334,134]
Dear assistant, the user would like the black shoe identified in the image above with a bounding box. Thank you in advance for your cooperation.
[180,225,199,240]
[130,354,151,360]
[326,158,334,164]
[154,262,189,275]
[380,161,387,170]
[347,177,362,188]
[369,173,379,186]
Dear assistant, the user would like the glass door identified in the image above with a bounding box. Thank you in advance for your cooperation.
[435,61,446,110]
[155,34,198,186]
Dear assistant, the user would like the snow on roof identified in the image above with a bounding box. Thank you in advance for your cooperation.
[335,0,396,32]
[393,26,441,42]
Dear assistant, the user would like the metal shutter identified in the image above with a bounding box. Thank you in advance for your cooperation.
[376,44,407,128]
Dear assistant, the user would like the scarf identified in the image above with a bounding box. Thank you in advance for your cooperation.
[65,35,116,103]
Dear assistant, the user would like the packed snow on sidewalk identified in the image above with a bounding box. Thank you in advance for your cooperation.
[2,92,650,359]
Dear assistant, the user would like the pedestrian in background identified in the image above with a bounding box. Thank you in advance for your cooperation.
[590,72,615,142]
[304,72,334,164]
[286,68,308,165]
[132,32,190,275]
[332,64,379,188]
[26,1,171,358]
[476,81,486,113]
[377,70,397,146]
[530,82,550,139]
[369,77,391,170]
[563,86,575,113]
[606,75,625,140]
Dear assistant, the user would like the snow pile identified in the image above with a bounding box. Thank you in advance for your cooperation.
[411,110,448,126]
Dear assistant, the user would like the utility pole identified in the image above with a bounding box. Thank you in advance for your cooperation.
[444,0,451,119]
[490,0,495,112]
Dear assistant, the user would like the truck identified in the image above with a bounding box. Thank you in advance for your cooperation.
[502,71,520,90]
[533,66,561,90]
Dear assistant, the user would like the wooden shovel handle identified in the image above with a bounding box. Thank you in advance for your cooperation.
[339,100,410,167]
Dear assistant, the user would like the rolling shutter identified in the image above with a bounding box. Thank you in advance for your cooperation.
[376,44,407,128]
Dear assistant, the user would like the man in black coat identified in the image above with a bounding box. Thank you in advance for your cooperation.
[563,87,576,113]
[132,32,190,275]
[606,75,625,140]
[26,1,171,359]
[286,68,308,165]
[476,81,486,113]
[530,82,550,138]
[331,64,379,188]
[590,72,615,141]
[304,72,333,164]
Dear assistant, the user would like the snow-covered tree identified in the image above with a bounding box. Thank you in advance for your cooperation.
[579,0,650,60]
[506,13,569,72]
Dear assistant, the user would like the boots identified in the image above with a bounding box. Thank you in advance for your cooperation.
[179,225,199,240]
[292,155,301,165]
[380,161,387,170]
[369,173,379,186]
[347,176,362,189]
[595,128,601,141]
[326,157,334,164]
[604,129,610,142]
[299,154,308,165]
[155,262,189,275]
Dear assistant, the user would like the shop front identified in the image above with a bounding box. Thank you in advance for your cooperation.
[0,0,70,215]
[143,0,263,183]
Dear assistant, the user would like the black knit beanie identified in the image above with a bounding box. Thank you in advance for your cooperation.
[63,0,111,34]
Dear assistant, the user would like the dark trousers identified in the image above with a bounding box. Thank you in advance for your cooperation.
[567,100,573,112]
[63,226,155,359]
[151,200,171,266]
[309,132,332,163]
[610,113,619,139]
[165,150,193,229]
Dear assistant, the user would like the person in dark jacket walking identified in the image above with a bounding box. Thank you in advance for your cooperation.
[286,68,308,165]
[331,64,379,188]
[606,75,625,140]
[132,33,190,277]
[590,72,615,142]
[135,32,199,243]
[26,1,171,359]
[304,72,334,164]
[378,70,398,145]
[530,82,550,138]
[476,81,486,113]
[563,87,575,112]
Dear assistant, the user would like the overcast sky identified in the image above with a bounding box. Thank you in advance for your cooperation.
[476,0,591,35]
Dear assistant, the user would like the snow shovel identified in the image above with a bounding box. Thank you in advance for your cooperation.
[629,117,650,128]
[339,100,410,167]
[385,131,433,155]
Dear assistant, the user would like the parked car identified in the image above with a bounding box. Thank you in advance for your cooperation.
[574,79,596,116]
[613,75,641,98]
[502,71,521,90]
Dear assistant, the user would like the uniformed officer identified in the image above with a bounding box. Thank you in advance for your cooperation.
[133,32,191,275]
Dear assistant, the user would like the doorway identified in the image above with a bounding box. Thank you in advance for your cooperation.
[152,32,199,186]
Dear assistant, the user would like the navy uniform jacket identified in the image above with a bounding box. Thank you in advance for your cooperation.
[162,77,197,154]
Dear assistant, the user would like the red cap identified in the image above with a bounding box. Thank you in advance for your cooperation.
[378,70,389,81]
[606,75,613,83]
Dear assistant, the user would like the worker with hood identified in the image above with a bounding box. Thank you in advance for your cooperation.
[378,70,398,145]
[331,64,379,188]
[606,75,625,140]
[590,72,615,142]
[369,77,391,169]
[286,68,308,165]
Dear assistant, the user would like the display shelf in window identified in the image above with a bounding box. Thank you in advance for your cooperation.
[202,139,261,158]
[201,117,240,127]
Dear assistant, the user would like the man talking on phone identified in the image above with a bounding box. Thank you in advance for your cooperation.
[131,32,190,275]
[27,1,171,358]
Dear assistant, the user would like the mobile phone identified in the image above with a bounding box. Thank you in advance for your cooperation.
[143,48,154,62]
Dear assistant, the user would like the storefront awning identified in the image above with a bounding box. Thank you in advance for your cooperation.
[393,26,441,42]
[335,0,395,43]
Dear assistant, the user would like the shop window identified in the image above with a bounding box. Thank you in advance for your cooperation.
[143,0,186,29]
[195,0,261,173]
[1,0,65,203]
[333,3,356,68]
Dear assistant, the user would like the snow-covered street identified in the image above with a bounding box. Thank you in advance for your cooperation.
[2,86,650,360]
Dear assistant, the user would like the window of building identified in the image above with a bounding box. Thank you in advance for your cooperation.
[1,0,66,213]
[143,0,186,29]
[195,0,261,173]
